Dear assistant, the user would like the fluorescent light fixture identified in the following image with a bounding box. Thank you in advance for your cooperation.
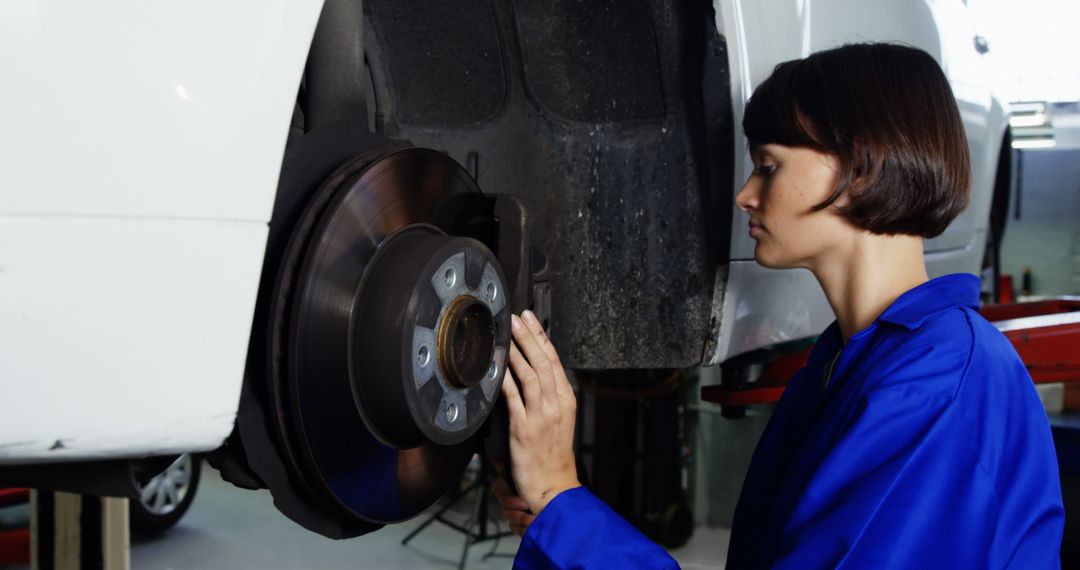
[1009,112,1049,128]
[1011,138,1057,149]
[1011,102,1048,114]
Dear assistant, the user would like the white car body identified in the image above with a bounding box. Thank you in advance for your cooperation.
[0,0,325,462]
[0,0,1006,462]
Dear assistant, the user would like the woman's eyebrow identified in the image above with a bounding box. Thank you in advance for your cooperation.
[751,146,776,163]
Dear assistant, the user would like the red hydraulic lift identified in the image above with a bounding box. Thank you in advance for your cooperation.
[702,297,1080,410]
[0,488,30,566]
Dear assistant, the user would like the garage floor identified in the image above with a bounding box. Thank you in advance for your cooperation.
[76,463,727,569]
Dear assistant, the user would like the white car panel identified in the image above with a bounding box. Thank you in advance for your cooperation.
[0,0,323,460]
[0,0,322,221]
[0,216,267,462]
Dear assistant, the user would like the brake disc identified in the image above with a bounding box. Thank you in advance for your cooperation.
[240,133,511,535]
[285,148,511,522]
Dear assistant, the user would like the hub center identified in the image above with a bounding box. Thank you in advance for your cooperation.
[437,295,495,389]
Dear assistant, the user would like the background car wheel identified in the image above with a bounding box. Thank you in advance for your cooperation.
[129,453,201,535]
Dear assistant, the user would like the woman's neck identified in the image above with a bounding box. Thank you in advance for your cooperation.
[810,232,929,344]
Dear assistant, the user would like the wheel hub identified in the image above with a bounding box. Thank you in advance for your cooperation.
[268,146,511,526]
[438,295,496,390]
[351,224,509,449]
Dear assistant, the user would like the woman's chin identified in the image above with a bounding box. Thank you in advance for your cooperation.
[753,246,792,270]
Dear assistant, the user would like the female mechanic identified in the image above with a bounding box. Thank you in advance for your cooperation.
[494,42,1064,569]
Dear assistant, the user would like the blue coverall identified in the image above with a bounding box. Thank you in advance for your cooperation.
[513,273,1064,569]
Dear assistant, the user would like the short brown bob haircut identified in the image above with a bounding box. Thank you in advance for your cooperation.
[743,43,970,238]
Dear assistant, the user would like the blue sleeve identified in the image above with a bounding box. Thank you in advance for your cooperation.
[770,388,1061,569]
[514,486,680,570]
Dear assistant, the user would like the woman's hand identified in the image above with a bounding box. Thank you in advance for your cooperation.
[492,475,535,536]
[501,310,581,517]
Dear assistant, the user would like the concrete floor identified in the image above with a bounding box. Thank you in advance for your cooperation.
[3,463,727,569]
[126,464,728,569]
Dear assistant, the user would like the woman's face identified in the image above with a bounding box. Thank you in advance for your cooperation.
[735,144,852,269]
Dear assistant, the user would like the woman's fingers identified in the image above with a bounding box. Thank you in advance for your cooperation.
[511,314,556,399]
[492,476,530,512]
[520,310,574,398]
[508,343,541,413]
[493,475,535,535]
[520,311,557,363]
[500,370,527,421]
[500,508,535,528]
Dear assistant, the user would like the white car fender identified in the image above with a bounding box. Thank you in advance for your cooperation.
[0,0,324,461]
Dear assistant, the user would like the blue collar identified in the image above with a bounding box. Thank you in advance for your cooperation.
[875,273,981,330]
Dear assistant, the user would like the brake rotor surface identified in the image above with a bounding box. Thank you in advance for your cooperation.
[274,148,510,524]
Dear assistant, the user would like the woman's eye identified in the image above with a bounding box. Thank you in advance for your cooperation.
[754,164,776,177]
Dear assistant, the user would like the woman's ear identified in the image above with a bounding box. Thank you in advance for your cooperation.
[804,149,849,211]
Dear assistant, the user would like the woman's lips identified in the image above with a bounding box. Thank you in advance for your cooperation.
[749,222,765,237]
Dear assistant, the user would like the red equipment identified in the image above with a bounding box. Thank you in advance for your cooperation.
[703,298,1080,409]
[0,488,30,566]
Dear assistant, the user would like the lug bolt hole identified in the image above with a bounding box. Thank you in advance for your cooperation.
[486,282,497,302]
[444,268,457,289]
[417,345,431,367]
[444,402,459,423]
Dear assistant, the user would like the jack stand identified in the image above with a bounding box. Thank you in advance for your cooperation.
[31,490,129,570]
[402,458,514,569]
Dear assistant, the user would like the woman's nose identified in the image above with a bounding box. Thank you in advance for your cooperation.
[735,180,758,213]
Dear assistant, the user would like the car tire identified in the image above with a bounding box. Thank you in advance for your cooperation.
[129,453,201,535]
